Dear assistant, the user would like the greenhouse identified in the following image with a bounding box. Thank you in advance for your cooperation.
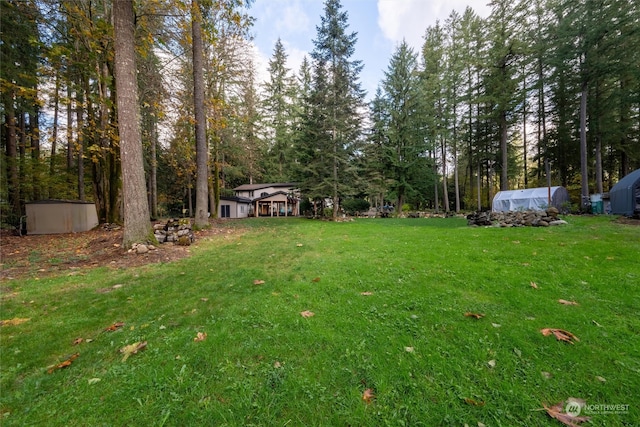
[610,168,640,217]
[492,186,570,212]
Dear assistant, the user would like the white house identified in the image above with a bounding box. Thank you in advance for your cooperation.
[232,183,301,217]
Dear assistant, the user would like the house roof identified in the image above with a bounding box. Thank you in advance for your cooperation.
[233,182,298,191]
[253,191,300,202]
[220,196,252,204]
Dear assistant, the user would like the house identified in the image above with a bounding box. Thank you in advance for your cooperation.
[231,183,301,217]
[218,196,252,218]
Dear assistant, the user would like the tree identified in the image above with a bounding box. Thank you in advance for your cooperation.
[192,0,209,227]
[305,0,365,219]
[113,0,153,248]
[381,41,423,212]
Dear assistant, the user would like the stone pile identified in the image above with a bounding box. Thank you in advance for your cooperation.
[467,207,568,227]
[153,218,194,245]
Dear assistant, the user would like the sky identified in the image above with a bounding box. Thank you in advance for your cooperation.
[249,0,492,101]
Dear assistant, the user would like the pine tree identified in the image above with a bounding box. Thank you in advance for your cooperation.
[303,0,365,219]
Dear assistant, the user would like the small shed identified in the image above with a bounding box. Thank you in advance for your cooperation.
[492,186,570,212]
[610,168,640,216]
[25,200,99,234]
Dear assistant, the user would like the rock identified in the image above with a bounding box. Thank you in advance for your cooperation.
[549,220,568,226]
[177,236,192,246]
[135,244,149,254]
[147,245,156,250]
[538,220,549,227]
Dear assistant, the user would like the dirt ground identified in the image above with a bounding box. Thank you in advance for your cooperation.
[0,221,236,281]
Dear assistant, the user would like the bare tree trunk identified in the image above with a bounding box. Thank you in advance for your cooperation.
[579,81,589,210]
[76,90,85,201]
[66,85,74,171]
[441,136,449,213]
[30,108,41,199]
[50,74,60,197]
[500,111,508,191]
[150,120,158,218]
[114,0,153,248]
[192,0,209,227]
[5,108,21,216]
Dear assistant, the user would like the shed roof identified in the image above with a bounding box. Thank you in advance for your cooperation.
[610,168,640,216]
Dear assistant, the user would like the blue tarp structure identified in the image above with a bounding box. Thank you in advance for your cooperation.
[492,186,570,212]
[610,168,640,216]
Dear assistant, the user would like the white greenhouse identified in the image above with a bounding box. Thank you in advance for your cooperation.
[492,186,570,212]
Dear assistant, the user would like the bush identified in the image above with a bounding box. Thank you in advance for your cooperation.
[341,198,370,215]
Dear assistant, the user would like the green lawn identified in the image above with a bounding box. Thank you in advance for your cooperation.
[1,216,639,426]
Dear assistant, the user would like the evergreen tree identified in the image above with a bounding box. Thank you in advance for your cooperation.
[302,0,365,219]
[382,41,423,212]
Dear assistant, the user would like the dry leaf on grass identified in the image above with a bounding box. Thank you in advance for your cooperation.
[72,337,84,345]
[311,277,321,282]
[194,332,207,342]
[541,328,580,344]
[464,312,485,319]
[253,280,265,285]
[558,299,579,306]
[47,353,79,374]
[300,310,315,318]
[0,317,31,326]
[543,399,590,426]
[362,388,375,404]
[530,281,539,289]
[120,341,147,361]
[360,291,373,296]
[104,322,125,332]
[464,397,485,406]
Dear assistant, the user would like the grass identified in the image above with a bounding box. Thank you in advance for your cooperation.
[1,216,639,426]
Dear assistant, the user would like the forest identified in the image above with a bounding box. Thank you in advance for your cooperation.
[2,0,639,231]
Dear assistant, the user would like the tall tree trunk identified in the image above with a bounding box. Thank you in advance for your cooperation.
[5,108,21,216]
[192,0,209,227]
[50,74,60,197]
[29,109,41,199]
[114,0,153,248]
[579,81,589,210]
[66,86,74,171]
[149,119,158,219]
[76,90,85,201]
[441,136,449,213]
[500,110,508,191]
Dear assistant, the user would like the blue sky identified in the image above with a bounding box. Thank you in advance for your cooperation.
[249,0,492,100]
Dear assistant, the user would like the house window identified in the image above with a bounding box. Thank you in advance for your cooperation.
[249,191,254,198]
[261,192,268,197]
[221,205,230,218]
[240,205,245,214]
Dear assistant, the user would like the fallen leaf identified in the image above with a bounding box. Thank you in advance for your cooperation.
[530,281,539,289]
[47,353,79,374]
[543,400,590,426]
[253,280,265,285]
[300,310,315,318]
[558,299,579,306]
[360,291,373,296]
[592,320,602,327]
[88,378,101,385]
[296,243,303,247]
[104,322,125,332]
[311,277,321,282]
[72,337,84,345]
[491,323,501,328]
[362,388,375,404]
[194,332,207,342]
[273,361,282,369]
[200,297,209,302]
[540,328,580,344]
[120,341,147,361]
[464,397,485,406]
[464,312,485,319]
[595,375,606,382]
[405,346,415,353]
[541,371,553,379]
[487,359,496,368]
[0,317,30,326]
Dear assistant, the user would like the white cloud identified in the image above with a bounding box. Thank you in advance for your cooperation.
[377,0,492,50]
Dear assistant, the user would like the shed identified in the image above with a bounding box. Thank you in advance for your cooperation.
[610,168,640,216]
[492,186,570,212]
[25,200,99,234]
[219,196,252,218]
